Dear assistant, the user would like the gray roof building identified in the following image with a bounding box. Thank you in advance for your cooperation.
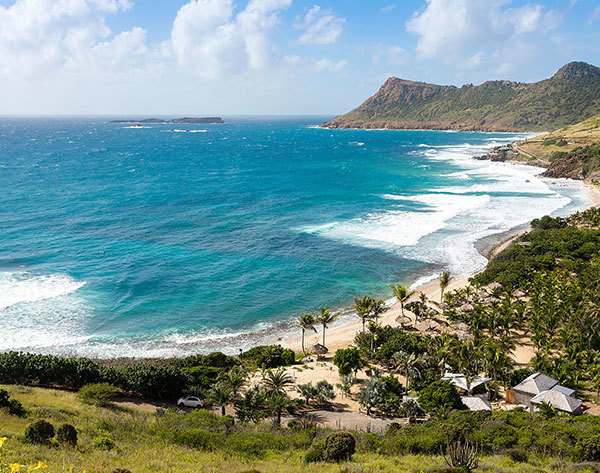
[461,396,492,411]
[513,373,559,396]
[530,390,583,414]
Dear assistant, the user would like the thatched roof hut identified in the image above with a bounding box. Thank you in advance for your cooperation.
[310,343,328,355]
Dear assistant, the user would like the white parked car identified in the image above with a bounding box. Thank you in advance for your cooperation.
[177,395,204,408]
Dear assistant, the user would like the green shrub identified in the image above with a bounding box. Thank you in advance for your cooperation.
[323,431,356,462]
[239,345,295,369]
[575,435,600,462]
[77,383,119,406]
[24,419,55,444]
[0,389,25,416]
[56,423,78,446]
[506,448,528,463]
[93,435,115,450]
[418,380,465,419]
[333,347,362,376]
[305,440,325,463]
[112,470,132,473]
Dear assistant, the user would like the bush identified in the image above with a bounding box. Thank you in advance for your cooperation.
[305,440,326,463]
[93,435,115,450]
[333,347,362,376]
[77,383,119,406]
[239,345,295,369]
[418,380,465,419]
[0,389,25,416]
[507,448,528,463]
[575,435,600,462]
[24,419,55,444]
[113,470,132,473]
[56,423,78,446]
[323,431,356,462]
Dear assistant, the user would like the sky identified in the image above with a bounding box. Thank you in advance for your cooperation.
[0,0,599,115]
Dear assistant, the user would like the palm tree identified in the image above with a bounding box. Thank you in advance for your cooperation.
[315,308,338,347]
[354,295,374,332]
[370,299,388,322]
[268,392,292,427]
[439,271,452,303]
[262,369,293,395]
[210,384,233,416]
[222,367,247,398]
[390,284,414,317]
[297,312,316,354]
[393,351,422,394]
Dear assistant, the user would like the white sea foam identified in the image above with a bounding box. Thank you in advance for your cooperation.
[0,272,85,310]
[163,129,208,133]
[0,272,91,352]
[301,193,490,249]
[299,135,591,281]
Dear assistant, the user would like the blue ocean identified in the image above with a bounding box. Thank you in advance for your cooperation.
[0,117,592,357]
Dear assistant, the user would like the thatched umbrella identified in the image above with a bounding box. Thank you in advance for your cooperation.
[310,343,328,356]
[513,289,526,298]
[459,303,474,313]
[396,314,412,326]
[488,282,503,291]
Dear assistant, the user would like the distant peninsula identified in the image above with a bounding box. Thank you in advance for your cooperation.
[111,117,224,124]
[323,62,600,132]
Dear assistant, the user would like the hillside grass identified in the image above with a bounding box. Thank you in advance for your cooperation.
[3,385,599,472]
[518,114,600,160]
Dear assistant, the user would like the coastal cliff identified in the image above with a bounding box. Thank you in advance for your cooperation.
[323,62,600,132]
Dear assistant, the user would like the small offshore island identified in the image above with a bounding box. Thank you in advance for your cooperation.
[110,116,224,124]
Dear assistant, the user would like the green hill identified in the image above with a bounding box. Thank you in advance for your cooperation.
[323,62,600,132]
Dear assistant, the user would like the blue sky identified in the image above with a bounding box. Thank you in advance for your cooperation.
[0,0,598,115]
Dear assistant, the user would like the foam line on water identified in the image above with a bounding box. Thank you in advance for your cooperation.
[0,271,85,310]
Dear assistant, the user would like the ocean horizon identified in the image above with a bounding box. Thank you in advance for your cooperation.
[0,116,593,358]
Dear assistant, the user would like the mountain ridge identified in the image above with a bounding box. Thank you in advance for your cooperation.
[323,62,600,132]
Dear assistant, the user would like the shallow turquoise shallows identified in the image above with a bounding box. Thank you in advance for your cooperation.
[0,117,592,357]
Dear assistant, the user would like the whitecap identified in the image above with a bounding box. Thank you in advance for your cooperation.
[0,272,85,310]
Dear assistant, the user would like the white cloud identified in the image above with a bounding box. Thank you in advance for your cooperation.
[589,5,600,25]
[406,0,561,65]
[297,5,345,45]
[372,45,406,67]
[381,4,397,13]
[0,0,138,77]
[170,0,292,79]
[309,57,347,72]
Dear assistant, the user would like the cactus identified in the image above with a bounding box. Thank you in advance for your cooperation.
[442,439,479,472]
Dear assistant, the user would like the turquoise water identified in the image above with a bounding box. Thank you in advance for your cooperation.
[0,117,592,357]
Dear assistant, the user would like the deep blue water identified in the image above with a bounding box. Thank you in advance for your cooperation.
[0,117,592,357]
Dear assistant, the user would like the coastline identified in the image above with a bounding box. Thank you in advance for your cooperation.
[280,180,600,355]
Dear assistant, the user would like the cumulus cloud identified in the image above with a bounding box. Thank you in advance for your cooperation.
[170,0,291,79]
[309,57,347,72]
[406,0,561,66]
[0,0,141,77]
[297,5,345,45]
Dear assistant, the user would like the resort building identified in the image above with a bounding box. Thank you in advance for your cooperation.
[509,372,582,414]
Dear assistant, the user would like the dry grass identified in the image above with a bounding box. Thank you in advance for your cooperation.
[0,384,595,473]
[518,114,600,160]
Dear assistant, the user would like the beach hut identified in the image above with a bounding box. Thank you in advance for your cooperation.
[310,343,328,360]
[511,372,578,410]
[461,396,492,411]
[529,390,583,415]
[442,372,491,395]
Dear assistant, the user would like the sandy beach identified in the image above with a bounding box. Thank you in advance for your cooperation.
[270,182,600,416]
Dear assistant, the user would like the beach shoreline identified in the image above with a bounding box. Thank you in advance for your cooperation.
[280,181,600,355]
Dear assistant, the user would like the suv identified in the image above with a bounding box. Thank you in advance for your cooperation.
[177,395,204,408]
